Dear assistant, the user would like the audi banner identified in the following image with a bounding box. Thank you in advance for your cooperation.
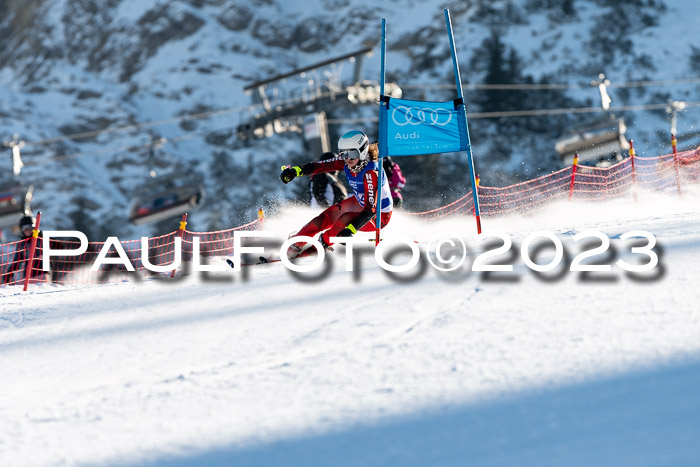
[380,97,468,157]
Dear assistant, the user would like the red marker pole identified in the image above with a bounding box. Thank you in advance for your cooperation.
[473,174,480,215]
[22,211,42,292]
[258,207,265,230]
[629,139,637,202]
[568,153,579,200]
[672,133,682,197]
[170,213,188,278]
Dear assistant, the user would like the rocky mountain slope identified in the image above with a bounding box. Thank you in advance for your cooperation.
[0,0,698,239]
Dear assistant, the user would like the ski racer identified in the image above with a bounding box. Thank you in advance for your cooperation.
[0,215,46,285]
[280,130,393,257]
[382,156,407,209]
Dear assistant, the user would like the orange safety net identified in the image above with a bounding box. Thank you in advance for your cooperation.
[1,218,262,288]
[409,148,700,221]
[2,147,699,289]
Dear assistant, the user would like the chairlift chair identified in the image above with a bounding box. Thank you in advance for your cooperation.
[128,175,204,226]
[0,184,33,231]
[556,117,630,166]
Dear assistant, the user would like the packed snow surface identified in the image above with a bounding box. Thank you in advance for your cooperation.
[2,189,700,466]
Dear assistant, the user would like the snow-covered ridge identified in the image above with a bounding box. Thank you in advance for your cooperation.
[0,0,698,241]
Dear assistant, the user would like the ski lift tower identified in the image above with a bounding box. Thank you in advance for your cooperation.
[3,133,25,178]
[593,73,612,111]
[237,44,402,154]
[555,73,629,166]
[1,134,34,231]
[666,99,687,138]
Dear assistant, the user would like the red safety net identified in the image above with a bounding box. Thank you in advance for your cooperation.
[1,239,42,288]
[0,218,261,288]
[409,148,700,221]
[2,147,699,290]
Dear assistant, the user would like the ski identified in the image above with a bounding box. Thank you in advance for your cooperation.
[226,247,321,269]
[226,257,279,268]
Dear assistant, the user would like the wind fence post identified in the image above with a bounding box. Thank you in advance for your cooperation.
[629,139,637,203]
[671,133,682,197]
[569,153,579,200]
[170,213,188,278]
[258,207,265,230]
[23,211,42,292]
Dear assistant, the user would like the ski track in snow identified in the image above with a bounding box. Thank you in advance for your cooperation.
[1,190,700,466]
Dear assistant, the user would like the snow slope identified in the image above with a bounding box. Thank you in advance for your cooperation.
[2,188,700,466]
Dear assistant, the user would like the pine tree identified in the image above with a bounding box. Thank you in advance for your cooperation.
[467,28,581,172]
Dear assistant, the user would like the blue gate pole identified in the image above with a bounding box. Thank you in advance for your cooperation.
[375,18,387,245]
[445,9,482,234]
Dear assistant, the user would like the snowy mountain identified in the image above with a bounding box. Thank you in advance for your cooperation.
[2,189,700,466]
[0,0,698,239]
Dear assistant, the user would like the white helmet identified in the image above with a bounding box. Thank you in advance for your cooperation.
[338,130,369,162]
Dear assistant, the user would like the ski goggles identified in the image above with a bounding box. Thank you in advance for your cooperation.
[340,149,362,161]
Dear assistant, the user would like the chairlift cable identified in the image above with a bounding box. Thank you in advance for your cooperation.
[401,77,700,90]
[20,93,323,148]
[23,124,237,166]
[326,100,700,123]
[15,78,700,153]
[22,101,700,166]
[17,76,700,149]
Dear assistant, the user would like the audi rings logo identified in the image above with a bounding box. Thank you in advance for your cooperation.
[392,106,453,127]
